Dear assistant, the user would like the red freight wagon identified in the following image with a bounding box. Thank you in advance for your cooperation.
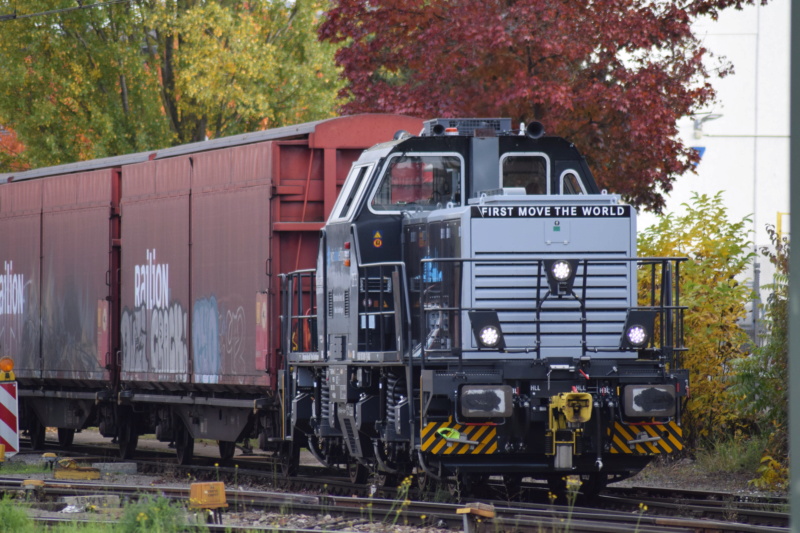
[0,180,42,382]
[0,114,422,462]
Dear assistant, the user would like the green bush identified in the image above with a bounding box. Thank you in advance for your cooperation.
[638,192,753,447]
[730,225,789,488]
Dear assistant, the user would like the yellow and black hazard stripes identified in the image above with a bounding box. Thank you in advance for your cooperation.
[420,418,498,455]
[608,421,683,454]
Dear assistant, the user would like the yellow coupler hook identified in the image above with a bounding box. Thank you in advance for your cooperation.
[546,392,592,469]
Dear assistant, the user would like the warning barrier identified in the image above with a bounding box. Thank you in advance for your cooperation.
[0,382,19,457]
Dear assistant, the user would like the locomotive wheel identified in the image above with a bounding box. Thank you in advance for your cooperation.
[278,441,300,477]
[175,421,194,466]
[580,473,608,501]
[447,471,486,501]
[374,471,397,488]
[546,474,568,504]
[414,459,444,494]
[502,474,523,501]
[28,416,46,450]
[118,417,138,460]
[218,440,236,461]
[415,472,435,493]
[57,428,75,448]
[348,461,368,484]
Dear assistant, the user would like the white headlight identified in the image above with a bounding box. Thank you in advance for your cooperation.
[479,325,500,347]
[551,260,572,281]
[626,325,648,347]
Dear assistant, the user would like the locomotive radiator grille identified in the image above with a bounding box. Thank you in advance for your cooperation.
[420,417,498,455]
[608,421,683,455]
[471,255,632,353]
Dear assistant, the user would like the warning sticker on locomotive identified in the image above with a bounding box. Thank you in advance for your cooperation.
[421,417,498,455]
[472,205,631,218]
[608,421,683,455]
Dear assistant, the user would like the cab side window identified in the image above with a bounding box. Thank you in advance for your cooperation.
[560,170,587,195]
[502,155,548,194]
[331,164,374,221]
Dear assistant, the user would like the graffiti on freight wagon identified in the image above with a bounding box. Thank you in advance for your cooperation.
[121,303,189,376]
[134,249,169,310]
[121,249,188,376]
[0,261,25,316]
[0,260,37,367]
[193,296,247,384]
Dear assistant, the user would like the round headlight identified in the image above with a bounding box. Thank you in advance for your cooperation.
[551,260,572,281]
[479,325,500,347]
[626,325,648,347]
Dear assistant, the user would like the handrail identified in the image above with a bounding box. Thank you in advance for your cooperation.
[417,256,687,365]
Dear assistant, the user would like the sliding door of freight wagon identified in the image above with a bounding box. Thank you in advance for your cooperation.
[190,145,271,390]
[41,171,114,385]
[0,180,42,382]
[120,158,191,389]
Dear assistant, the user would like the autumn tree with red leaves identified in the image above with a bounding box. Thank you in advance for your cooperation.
[320,0,766,212]
[0,124,27,172]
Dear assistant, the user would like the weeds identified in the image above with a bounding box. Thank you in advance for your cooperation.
[0,461,48,475]
[695,434,769,474]
[385,475,412,526]
[0,495,34,533]
[119,495,206,533]
[634,502,648,532]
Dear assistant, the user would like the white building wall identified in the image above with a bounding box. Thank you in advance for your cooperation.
[638,0,790,339]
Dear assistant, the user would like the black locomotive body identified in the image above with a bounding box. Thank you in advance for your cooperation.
[282,118,688,493]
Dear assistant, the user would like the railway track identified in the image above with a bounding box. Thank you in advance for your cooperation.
[0,475,783,533]
[8,435,789,532]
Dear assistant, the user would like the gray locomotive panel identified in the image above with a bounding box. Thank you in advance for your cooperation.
[466,204,636,358]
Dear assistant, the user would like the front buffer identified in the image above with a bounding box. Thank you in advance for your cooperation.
[417,360,688,491]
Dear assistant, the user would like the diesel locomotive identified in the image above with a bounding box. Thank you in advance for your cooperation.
[0,115,687,496]
[281,117,688,494]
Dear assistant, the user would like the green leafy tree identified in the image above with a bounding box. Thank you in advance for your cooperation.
[730,225,788,487]
[0,0,341,169]
[638,192,753,446]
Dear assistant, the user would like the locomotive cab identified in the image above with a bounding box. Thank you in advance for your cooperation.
[282,118,688,494]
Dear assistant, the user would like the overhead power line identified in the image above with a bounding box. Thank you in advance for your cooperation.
[0,0,132,22]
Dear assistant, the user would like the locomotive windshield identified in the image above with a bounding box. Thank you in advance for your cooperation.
[370,153,461,211]
[501,153,548,194]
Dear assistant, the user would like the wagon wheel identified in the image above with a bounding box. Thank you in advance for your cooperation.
[218,440,236,461]
[175,420,194,466]
[117,412,138,460]
[57,428,75,448]
[278,440,300,477]
[28,415,46,450]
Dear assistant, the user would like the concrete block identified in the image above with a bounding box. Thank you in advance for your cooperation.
[60,495,122,509]
[91,462,138,474]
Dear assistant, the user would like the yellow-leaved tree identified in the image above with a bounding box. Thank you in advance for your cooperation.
[638,192,753,447]
[0,0,342,168]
